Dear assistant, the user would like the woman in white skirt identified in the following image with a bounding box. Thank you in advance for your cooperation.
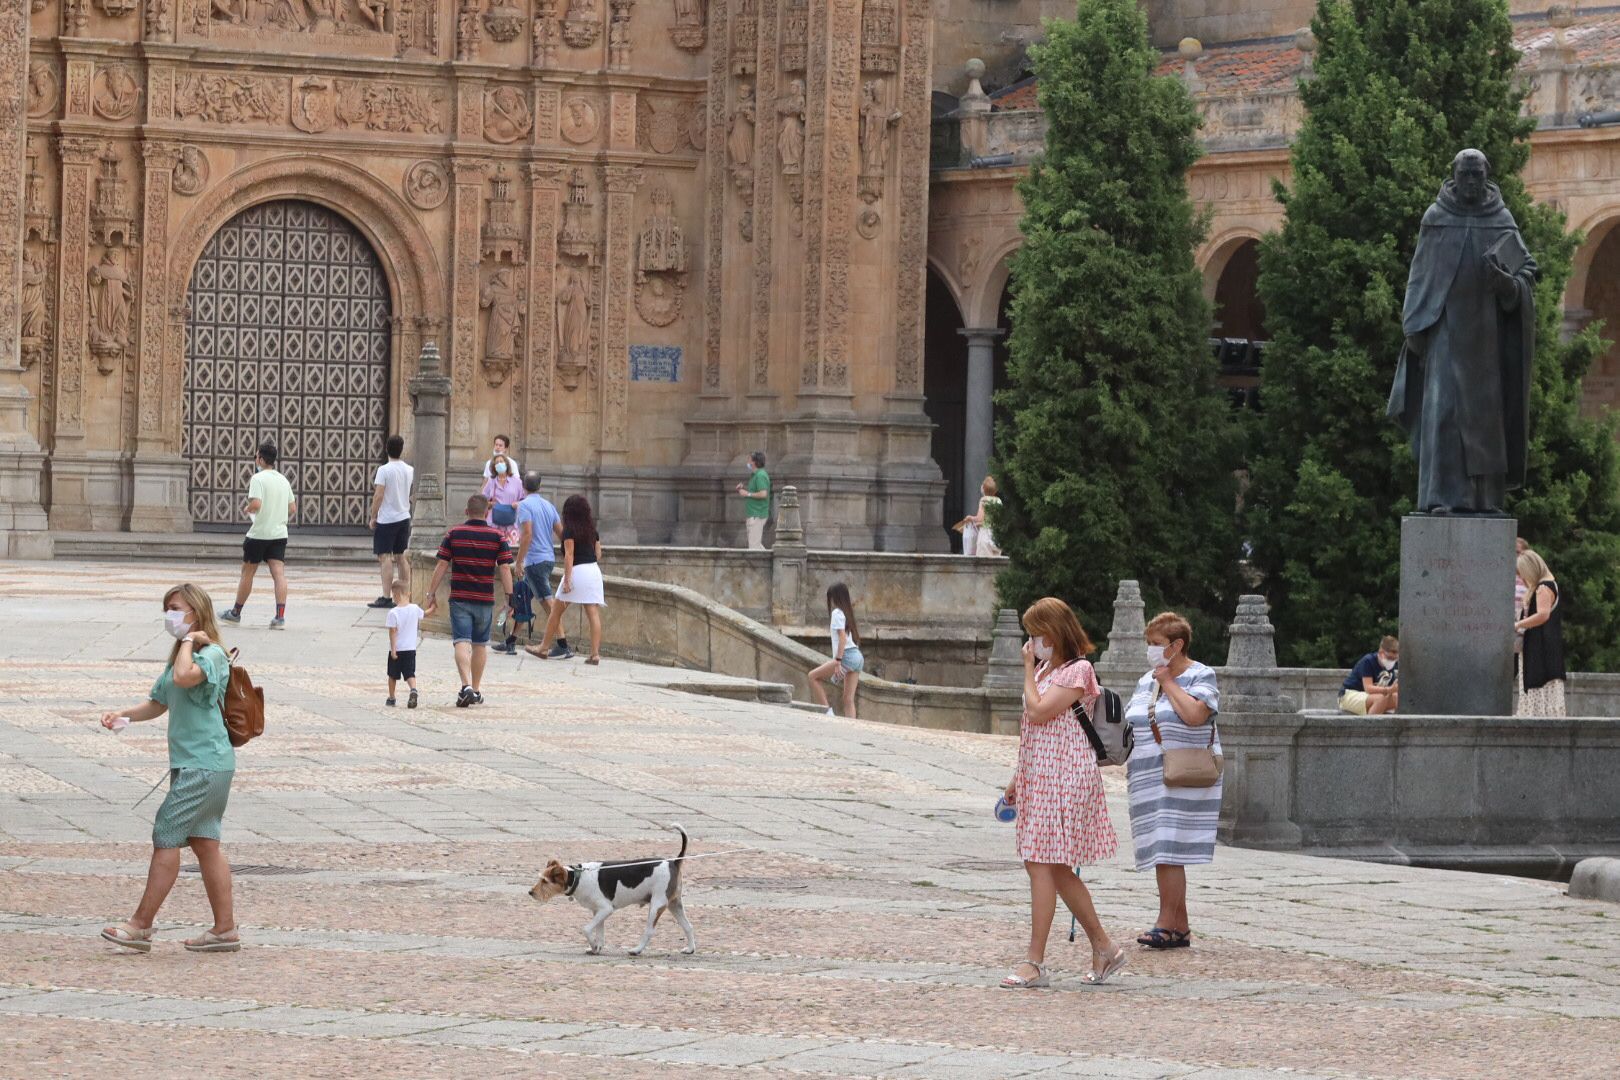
[533,494,605,665]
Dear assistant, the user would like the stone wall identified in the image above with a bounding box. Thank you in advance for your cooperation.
[1218,710,1620,876]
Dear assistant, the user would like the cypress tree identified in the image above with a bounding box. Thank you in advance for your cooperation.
[992,0,1242,652]
[1249,0,1620,669]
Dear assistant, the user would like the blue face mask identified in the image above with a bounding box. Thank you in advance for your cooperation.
[495,463,508,475]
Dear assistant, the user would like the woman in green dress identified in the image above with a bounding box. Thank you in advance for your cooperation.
[100,583,241,953]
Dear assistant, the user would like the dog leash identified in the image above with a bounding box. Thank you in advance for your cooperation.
[132,769,170,809]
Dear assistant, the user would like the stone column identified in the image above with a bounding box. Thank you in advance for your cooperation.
[129,139,190,533]
[408,341,452,539]
[1093,578,1149,698]
[53,136,99,448]
[524,164,563,457]
[0,0,52,557]
[769,485,808,625]
[958,326,1003,511]
[595,164,643,542]
[1216,593,1303,848]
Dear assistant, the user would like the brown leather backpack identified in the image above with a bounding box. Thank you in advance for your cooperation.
[223,648,265,748]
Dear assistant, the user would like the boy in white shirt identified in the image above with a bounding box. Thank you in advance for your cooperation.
[385,581,424,708]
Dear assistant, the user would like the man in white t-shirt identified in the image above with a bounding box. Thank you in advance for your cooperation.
[368,435,415,608]
[222,442,297,630]
[481,433,521,480]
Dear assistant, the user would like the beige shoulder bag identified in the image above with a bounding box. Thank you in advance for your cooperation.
[1148,681,1223,788]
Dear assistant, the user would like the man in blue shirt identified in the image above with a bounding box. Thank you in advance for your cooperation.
[513,472,570,659]
[1339,636,1400,715]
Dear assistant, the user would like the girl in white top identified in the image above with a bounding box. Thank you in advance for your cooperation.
[809,583,864,719]
[967,475,1002,557]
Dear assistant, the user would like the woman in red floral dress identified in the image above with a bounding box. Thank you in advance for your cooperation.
[999,597,1125,989]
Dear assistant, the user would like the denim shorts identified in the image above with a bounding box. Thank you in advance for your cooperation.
[449,599,494,645]
[524,560,555,601]
[839,646,865,673]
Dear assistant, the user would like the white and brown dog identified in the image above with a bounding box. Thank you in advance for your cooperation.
[530,823,697,956]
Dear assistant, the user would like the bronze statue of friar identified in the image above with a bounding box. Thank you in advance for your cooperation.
[1388,149,1537,514]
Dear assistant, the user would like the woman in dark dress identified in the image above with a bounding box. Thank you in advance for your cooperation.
[1514,549,1565,717]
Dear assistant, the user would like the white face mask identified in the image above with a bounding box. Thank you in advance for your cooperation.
[1379,655,1396,671]
[1032,636,1053,662]
[1146,644,1169,669]
[164,609,192,640]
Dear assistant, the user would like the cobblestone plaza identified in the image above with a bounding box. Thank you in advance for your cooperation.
[1,562,1615,1077]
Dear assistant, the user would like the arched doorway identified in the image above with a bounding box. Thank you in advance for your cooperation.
[1210,237,1266,409]
[1581,221,1620,416]
[924,267,969,547]
[183,200,392,530]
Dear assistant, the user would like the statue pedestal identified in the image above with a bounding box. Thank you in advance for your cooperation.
[1398,514,1516,716]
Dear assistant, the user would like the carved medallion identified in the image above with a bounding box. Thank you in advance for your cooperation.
[857,205,881,240]
[93,64,141,121]
[484,85,533,144]
[26,63,58,119]
[560,97,600,144]
[292,77,338,133]
[634,273,682,327]
[404,160,450,210]
[483,0,524,40]
[172,144,210,196]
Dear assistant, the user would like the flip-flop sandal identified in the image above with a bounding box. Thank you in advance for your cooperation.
[1143,929,1191,950]
[184,929,242,953]
[100,922,153,953]
[1083,946,1129,986]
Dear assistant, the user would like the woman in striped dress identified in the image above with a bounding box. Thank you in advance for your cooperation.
[1124,611,1221,950]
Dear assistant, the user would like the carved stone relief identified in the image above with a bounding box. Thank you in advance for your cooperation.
[172,144,209,195]
[63,0,88,35]
[561,0,598,48]
[554,264,593,390]
[670,0,702,51]
[20,140,57,373]
[457,0,483,59]
[93,63,140,121]
[634,182,685,327]
[526,164,563,446]
[292,76,338,132]
[404,159,450,209]
[607,0,632,70]
[175,73,287,124]
[27,62,58,119]
[560,96,599,144]
[558,166,597,261]
[781,0,805,70]
[97,0,138,16]
[601,165,642,451]
[481,164,525,263]
[483,0,523,40]
[686,94,706,149]
[146,0,176,40]
[485,85,533,143]
[394,0,440,55]
[337,80,445,132]
[860,0,897,73]
[730,0,754,74]
[638,96,683,155]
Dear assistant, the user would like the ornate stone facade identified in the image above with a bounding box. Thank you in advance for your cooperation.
[5,0,945,549]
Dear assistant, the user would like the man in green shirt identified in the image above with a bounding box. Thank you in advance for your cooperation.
[734,450,771,550]
[222,442,297,629]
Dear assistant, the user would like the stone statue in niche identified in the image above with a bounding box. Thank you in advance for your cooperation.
[728,82,755,188]
[479,268,524,385]
[635,183,686,327]
[532,0,560,65]
[97,0,138,17]
[670,0,703,50]
[561,0,599,48]
[88,247,136,372]
[556,266,594,388]
[355,0,388,30]
[146,0,176,40]
[858,79,901,184]
[20,248,50,369]
[457,0,483,59]
[776,79,805,174]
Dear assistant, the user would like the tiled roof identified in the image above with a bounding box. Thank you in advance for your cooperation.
[993,14,1620,109]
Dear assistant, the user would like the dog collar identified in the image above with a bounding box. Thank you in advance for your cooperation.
[564,865,580,896]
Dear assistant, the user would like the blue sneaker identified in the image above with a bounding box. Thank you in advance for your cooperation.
[548,642,573,659]
[221,608,241,624]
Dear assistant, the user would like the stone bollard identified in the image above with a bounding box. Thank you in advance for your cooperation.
[1222,594,1294,713]
[1093,579,1149,698]
[982,608,1024,690]
[769,485,808,626]
[407,340,455,633]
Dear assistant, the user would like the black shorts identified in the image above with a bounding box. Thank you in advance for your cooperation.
[387,650,417,680]
[373,518,412,556]
[243,537,287,564]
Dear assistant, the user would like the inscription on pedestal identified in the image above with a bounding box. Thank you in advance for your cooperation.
[1398,514,1517,716]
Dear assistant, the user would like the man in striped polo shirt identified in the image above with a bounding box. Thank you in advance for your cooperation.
[424,494,515,707]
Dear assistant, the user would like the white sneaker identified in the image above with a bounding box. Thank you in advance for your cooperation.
[825,708,835,718]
